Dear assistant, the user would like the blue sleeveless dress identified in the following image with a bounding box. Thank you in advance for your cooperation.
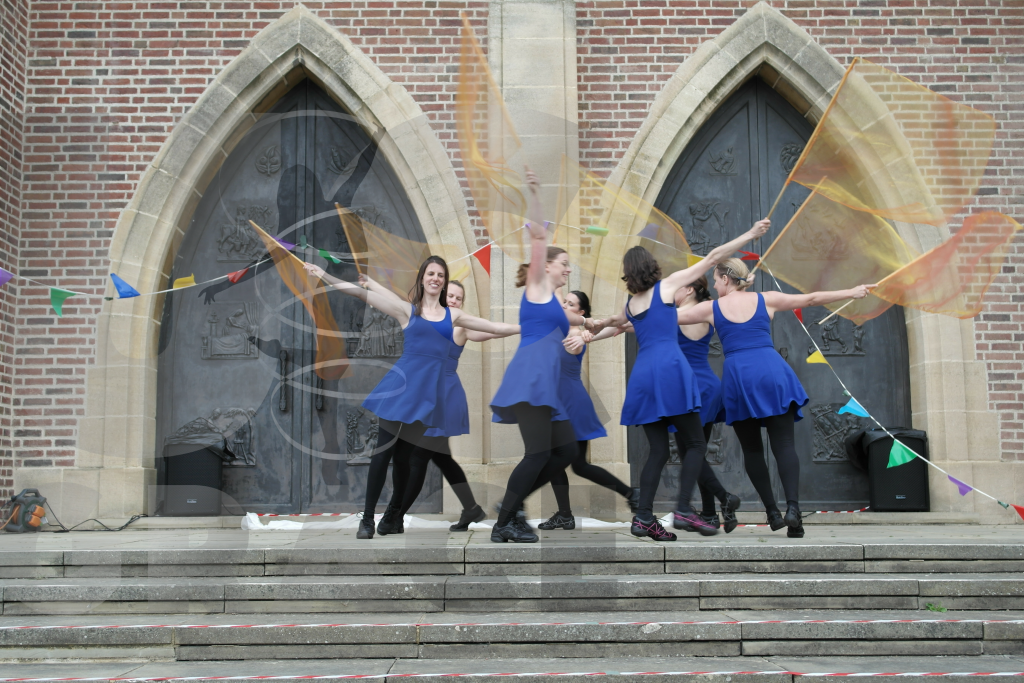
[714,294,809,424]
[678,325,726,426]
[559,345,607,441]
[491,292,571,423]
[621,281,702,426]
[362,304,453,428]
[424,343,470,438]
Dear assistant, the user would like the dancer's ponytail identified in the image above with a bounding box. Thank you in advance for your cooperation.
[715,258,754,290]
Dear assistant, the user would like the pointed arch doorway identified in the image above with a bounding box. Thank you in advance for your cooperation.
[627,77,912,510]
[156,79,441,515]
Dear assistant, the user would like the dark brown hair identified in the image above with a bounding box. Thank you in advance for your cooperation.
[691,275,712,303]
[408,255,449,315]
[621,245,662,294]
[515,246,567,288]
[569,290,592,318]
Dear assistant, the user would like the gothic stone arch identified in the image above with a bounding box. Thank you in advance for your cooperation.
[23,5,480,520]
[590,2,1005,518]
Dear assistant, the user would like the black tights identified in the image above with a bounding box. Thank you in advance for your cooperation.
[677,423,729,514]
[497,403,578,526]
[363,421,449,519]
[547,441,632,514]
[639,412,706,519]
[395,447,478,516]
[731,406,800,511]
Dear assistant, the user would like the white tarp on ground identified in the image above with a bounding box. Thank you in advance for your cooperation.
[242,512,672,531]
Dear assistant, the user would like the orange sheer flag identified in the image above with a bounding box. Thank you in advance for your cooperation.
[788,58,996,227]
[761,191,919,325]
[457,13,526,259]
[335,203,368,275]
[249,220,349,381]
[874,212,1022,318]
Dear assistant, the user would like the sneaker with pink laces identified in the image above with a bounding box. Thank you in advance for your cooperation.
[672,510,720,536]
[630,516,677,541]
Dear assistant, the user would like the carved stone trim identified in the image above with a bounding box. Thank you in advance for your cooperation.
[165,407,258,467]
[811,403,867,463]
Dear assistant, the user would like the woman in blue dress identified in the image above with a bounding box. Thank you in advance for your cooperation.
[536,290,638,530]
[673,277,740,533]
[676,257,873,538]
[490,170,594,543]
[592,220,769,540]
[303,257,520,540]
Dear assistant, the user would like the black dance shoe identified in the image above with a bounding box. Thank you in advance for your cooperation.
[630,516,677,541]
[450,504,486,532]
[356,517,375,540]
[491,520,538,543]
[376,506,405,536]
[784,502,802,530]
[538,512,576,530]
[721,493,741,534]
[787,522,805,539]
[766,508,786,531]
[626,488,641,514]
[672,510,719,536]
[699,511,721,530]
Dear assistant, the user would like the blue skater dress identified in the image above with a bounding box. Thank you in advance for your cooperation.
[621,281,702,426]
[491,293,571,423]
[714,293,809,424]
[678,325,726,426]
[558,345,607,441]
[362,304,454,429]
[424,342,470,438]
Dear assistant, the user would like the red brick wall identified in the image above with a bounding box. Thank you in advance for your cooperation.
[0,0,28,499]
[9,0,1024,474]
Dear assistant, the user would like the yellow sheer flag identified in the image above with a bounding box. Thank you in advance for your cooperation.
[335,203,368,275]
[874,211,1023,318]
[249,221,349,381]
[457,13,526,260]
[806,350,829,365]
[788,59,996,227]
[761,191,919,325]
[172,274,196,289]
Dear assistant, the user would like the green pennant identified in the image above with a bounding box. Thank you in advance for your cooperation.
[50,288,76,317]
[998,501,1010,509]
[887,440,917,468]
[319,248,341,264]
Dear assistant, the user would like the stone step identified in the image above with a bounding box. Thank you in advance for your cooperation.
[3,535,1022,579]
[0,610,1022,662]
[2,573,1022,615]
[2,654,1024,681]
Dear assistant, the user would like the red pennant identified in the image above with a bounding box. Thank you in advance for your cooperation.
[738,250,760,262]
[473,244,491,276]
[794,308,803,323]
[1013,504,1024,523]
[227,268,249,284]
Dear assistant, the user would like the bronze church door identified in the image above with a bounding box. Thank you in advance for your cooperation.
[156,80,442,514]
[627,78,911,510]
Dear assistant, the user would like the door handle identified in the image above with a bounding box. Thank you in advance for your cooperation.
[278,350,289,412]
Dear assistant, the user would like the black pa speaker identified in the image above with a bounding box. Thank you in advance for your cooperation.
[864,428,929,512]
[163,444,223,516]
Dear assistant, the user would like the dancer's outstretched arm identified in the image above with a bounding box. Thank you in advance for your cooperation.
[661,219,770,298]
[302,263,412,326]
[451,308,521,337]
[762,284,875,315]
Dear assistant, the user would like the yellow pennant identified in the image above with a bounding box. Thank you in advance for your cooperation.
[686,253,704,268]
[806,350,829,365]
[172,274,196,289]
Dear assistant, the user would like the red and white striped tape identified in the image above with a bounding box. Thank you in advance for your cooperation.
[1,617,1020,632]
[2,670,1024,681]
[254,513,353,517]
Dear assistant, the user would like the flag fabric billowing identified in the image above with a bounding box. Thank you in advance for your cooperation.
[947,475,973,496]
[172,274,196,289]
[887,440,917,468]
[50,288,76,317]
[250,220,349,381]
[0,267,12,288]
[109,273,140,299]
[806,350,828,365]
[837,397,870,418]
[227,268,249,284]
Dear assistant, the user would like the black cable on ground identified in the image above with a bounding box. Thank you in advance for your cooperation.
[44,501,147,532]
